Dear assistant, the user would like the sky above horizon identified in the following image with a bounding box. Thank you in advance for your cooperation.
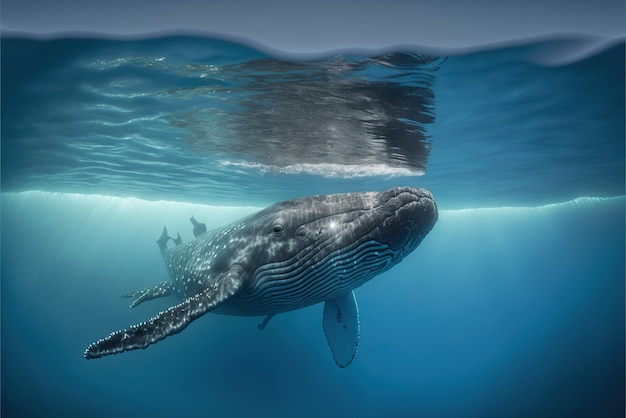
[2,0,624,53]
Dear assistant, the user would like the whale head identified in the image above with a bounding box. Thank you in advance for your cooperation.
[223,186,438,312]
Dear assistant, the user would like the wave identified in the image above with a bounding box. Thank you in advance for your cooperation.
[3,30,623,66]
[218,160,424,178]
[3,190,623,214]
[449,195,625,214]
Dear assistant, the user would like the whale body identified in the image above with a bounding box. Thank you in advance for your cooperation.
[85,187,438,367]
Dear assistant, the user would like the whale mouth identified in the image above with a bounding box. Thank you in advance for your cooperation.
[371,186,438,252]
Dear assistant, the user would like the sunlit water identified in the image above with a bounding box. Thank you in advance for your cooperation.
[1,34,624,417]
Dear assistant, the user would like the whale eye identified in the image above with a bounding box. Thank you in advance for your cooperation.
[271,221,285,237]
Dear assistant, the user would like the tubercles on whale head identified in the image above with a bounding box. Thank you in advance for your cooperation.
[369,187,438,253]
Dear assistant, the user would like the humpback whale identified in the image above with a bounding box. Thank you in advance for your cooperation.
[85,187,438,367]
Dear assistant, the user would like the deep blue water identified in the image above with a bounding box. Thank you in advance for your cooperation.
[1,34,624,417]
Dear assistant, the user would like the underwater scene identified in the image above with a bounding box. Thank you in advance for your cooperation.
[1,34,624,417]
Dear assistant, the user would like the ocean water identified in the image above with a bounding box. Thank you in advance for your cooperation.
[1,34,624,417]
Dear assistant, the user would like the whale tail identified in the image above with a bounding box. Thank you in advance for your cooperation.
[157,226,182,256]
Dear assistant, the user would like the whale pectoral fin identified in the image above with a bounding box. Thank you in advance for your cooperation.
[322,291,360,368]
[84,266,243,359]
[121,282,174,308]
